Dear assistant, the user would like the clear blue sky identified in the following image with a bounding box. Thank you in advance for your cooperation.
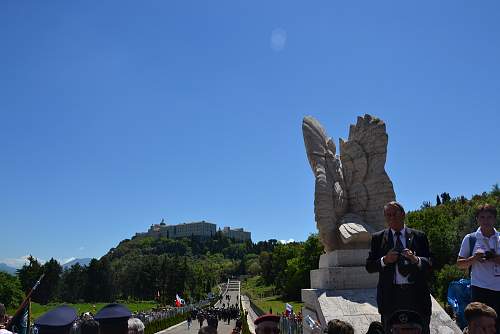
[1,1,499,267]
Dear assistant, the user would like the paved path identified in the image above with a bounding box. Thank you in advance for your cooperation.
[157,280,242,334]
[157,318,238,334]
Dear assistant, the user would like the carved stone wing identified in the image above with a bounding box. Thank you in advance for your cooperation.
[339,114,395,233]
[302,116,348,251]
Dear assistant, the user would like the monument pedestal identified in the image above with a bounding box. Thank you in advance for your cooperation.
[302,251,462,334]
[311,249,378,290]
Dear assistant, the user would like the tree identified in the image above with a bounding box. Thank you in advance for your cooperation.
[440,192,451,203]
[17,256,43,295]
[420,201,432,209]
[0,272,24,309]
[258,251,273,285]
[491,183,500,197]
[85,258,114,302]
[60,264,86,303]
[436,195,442,206]
[36,258,62,304]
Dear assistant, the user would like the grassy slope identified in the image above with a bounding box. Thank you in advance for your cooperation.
[242,276,303,315]
[253,297,303,315]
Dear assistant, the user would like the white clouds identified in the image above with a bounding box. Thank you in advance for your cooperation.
[78,246,85,251]
[279,238,295,244]
[1,255,79,268]
[270,28,287,52]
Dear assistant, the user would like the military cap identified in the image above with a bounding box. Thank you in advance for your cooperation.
[34,305,77,334]
[94,304,131,322]
[388,310,424,328]
[254,314,281,326]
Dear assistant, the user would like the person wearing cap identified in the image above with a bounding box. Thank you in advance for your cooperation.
[34,305,77,334]
[366,201,432,334]
[94,304,131,334]
[254,314,280,334]
[388,310,424,334]
[463,302,497,334]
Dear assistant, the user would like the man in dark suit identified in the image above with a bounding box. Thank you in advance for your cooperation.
[365,201,432,334]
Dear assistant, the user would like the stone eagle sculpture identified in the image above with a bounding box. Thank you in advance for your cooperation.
[302,115,396,252]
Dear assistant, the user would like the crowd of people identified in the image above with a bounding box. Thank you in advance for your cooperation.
[189,305,241,331]
[277,311,302,334]
[134,300,211,325]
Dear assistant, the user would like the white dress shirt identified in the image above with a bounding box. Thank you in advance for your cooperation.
[380,227,422,284]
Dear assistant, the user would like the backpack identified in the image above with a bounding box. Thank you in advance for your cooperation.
[466,232,477,277]
[447,278,471,329]
[467,233,477,258]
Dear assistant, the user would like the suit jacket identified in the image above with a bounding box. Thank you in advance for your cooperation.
[365,227,432,316]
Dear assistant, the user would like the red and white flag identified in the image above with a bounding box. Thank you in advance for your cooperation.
[175,294,183,307]
[285,303,293,316]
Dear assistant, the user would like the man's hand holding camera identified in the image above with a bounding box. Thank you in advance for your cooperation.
[472,249,500,264]
[401,248,420,264]
[383,248,419,265]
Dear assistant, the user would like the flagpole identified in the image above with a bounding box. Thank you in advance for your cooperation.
[27,298,31,334]
[6,274,45,330]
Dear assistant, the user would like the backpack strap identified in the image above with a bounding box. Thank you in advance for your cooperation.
[468,233,477,258]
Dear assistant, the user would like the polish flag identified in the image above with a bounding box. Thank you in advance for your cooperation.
[175,294,183,307]
[285,303,293,316]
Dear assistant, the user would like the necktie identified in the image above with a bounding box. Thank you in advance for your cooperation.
[395,231,410,277]
[395,231,404,251]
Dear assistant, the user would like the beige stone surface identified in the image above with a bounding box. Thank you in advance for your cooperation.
[310,266,378,290]
[318,249,370,267]
[302,115,395,252]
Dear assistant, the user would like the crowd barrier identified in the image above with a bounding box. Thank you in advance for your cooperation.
[279,316,303,334]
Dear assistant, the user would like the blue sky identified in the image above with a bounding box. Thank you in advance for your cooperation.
[1,1,499,267]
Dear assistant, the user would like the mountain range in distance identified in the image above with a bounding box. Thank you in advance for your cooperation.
[62,258,92,269]
[0,263,17,275]
[0,258,93,275]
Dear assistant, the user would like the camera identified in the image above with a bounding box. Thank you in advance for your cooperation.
[483,250,495,260]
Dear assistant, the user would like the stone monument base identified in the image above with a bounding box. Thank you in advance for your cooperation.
[301,288,461,334]
[311,250,378,290]
[310,267,378,290]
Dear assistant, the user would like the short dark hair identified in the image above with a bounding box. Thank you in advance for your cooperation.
[81,319,99,334]
[366,321,384,334]
[325,319,354,334]
[475,204,497,219]
[384,201,406,215]
[464,302,497,323]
